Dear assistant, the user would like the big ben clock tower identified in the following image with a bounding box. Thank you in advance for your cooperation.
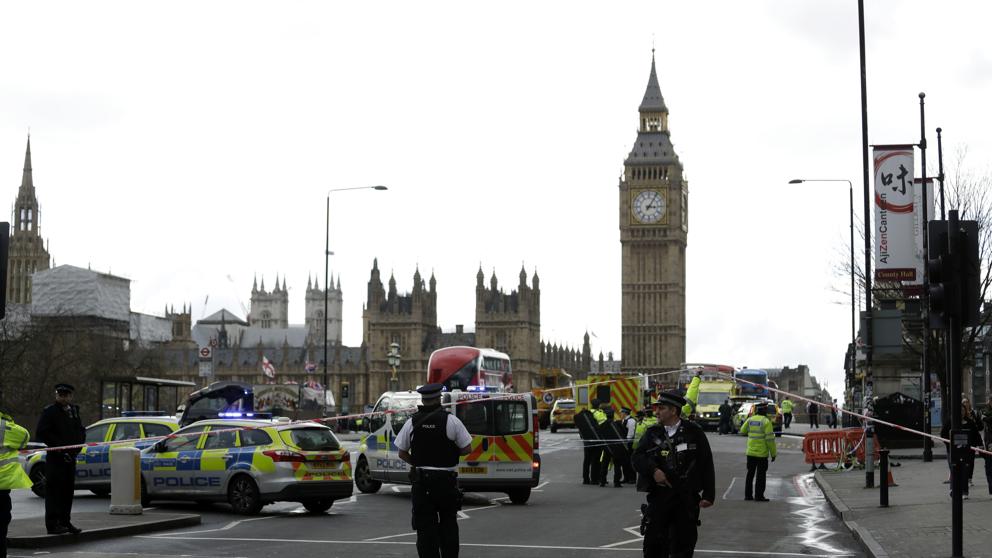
[620,52,687,374]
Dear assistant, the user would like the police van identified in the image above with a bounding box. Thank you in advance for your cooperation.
[139,415,352,514]
[355,388,541,504]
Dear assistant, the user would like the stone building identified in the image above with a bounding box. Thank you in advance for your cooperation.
[619,52,688,373]
[6,137,51,305]
[475,266,541,391]
[249,275,289,329]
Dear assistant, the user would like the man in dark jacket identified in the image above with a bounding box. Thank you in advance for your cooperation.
[36,383,86,535]
[633,391,715,558]
[717,400,733,435]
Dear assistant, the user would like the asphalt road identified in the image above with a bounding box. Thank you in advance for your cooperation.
[10,429,865,558]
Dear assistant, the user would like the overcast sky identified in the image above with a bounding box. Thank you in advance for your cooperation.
[2,1,990,399]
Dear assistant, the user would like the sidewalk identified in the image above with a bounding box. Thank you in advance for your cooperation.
[8,511,201,548]
[815,458,992,557]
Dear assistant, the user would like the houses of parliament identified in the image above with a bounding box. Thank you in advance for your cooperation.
[4,52,687,408]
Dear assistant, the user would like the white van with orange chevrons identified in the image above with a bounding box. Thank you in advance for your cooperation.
[354,387,541,504]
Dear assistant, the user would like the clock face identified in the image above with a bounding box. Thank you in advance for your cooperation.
[632,190,666,224]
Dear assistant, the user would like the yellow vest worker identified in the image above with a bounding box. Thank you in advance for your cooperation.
[739,404,776,501]
[0,411,34,557]
[780,398,795,429]
[681,376,700,418]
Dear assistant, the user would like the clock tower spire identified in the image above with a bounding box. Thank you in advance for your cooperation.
[619,51,688,374]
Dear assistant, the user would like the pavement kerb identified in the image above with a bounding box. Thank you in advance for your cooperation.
[8,512,201,549]
[813,471,888,558]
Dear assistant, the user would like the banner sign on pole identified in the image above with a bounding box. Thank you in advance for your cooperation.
[910,177,935,286]
[873,145,917,282]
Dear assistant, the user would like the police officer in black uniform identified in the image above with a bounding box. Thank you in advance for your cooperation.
[36,383,86,535]
[394,383,473,558]
[632,391,715,558]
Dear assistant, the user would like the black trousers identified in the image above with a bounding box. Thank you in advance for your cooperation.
[0,489,10,558]
[582,442,601,483]
[783,413,792,429]
[718,418,731,435]
[411,470,461,558]
[599,449,614,485]
[808,413,819,428]
[642,496,700,558]
[745,455,768,499]
[45,456,76,530]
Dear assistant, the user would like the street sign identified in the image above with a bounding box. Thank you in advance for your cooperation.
[199,361,213,378]
[199,346,212,360]
[542,392,554,405]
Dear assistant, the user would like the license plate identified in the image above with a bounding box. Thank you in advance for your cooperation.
[307,461,339,469]
[459,466,485,474]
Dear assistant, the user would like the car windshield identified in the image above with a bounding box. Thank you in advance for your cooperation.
[697,392,727,406]
[282,427,340,451]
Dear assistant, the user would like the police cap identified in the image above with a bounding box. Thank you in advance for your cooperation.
[653,391,686,410]
[417,383,444,398]
[620,407,632,414]
[55,383,75,394]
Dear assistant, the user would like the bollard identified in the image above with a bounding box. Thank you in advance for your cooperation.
[109,446,143,515]
[879,448,889,507]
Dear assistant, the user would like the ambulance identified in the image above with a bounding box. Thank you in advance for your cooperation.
[355,387,541,504]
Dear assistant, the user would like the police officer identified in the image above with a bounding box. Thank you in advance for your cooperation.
[581,399,608,485]
[780,397,794,429]
[619,407,637,484]
[36,383,85,535]
[598,404,616,487]
[740,401,776,502]
[632,391,715,558]
[394,383,472,558]
[0,408,34,557]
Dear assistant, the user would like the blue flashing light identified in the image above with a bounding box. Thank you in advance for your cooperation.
[466,385,485,392]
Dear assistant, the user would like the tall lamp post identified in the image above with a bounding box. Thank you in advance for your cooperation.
[789,178,856,413]
[324,185,388,410]
[387,342,401,392]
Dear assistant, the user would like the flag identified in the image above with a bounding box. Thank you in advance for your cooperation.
[304,361,316,374]
[262,356,276,379]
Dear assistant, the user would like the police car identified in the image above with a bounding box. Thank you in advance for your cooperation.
[25,412,179,498]
[355,388,541,504]
[139,415,352,514]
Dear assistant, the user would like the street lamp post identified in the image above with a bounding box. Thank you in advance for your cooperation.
[789,178,856,415]
[387,342,401,392]
[323,185,388,412]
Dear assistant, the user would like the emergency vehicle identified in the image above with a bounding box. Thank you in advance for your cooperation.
[139,416,352,514]
[354,387,541,504]
[574,374,644,415]
[25,411,179,498]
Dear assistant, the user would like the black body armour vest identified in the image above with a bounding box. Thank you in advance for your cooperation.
[410,406,461,468]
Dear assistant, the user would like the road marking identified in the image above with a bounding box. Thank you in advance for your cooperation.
[145,515,274,536]
[363,531,415,541]
[722,477,737,500]
[133,535,853,555]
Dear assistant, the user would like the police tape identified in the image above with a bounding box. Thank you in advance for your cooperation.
[711,370,992,459]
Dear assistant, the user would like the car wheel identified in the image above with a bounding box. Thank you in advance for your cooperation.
[507,488,530,505]
[90,488,110,497]
[302,499,334,514]
[29,466,46,498]
[228,475,263,515]
[354,457,382,494]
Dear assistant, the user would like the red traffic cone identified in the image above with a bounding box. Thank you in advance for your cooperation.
[886,470,898,487]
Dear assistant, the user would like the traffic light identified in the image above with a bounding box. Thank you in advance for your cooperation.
[958,221,980,327]
[928,224,950,329]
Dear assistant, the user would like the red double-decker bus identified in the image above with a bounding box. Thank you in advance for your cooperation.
[427,347,512,391]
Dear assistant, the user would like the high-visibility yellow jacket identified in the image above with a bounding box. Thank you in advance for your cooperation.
[633,416,657,449]
[740,414,776,458]
[591,408,608,426]
[0,413,33,490]
[780,399,794,414]
[682,376,700,418]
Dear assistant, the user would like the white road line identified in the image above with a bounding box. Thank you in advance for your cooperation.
[722,477,737,500]
[534,480,550,490]
[133,535,853,555]
[601,536,642,548]
[145,515,275,536]
[363,531,415,541]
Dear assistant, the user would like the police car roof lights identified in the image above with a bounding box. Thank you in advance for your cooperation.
[121,410,171,417]
[217,411,273,419]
